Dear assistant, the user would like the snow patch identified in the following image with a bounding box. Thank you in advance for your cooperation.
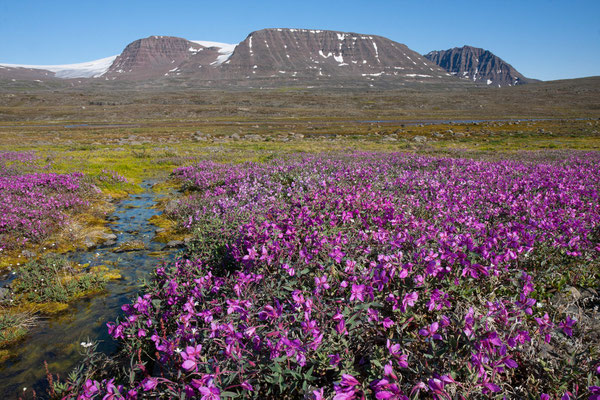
[405,74,431,78]
[333,53,344,63]
[487,79,492,85]
[0,55,118,78]
[192,40,238,66]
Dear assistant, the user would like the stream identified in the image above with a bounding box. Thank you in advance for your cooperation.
[0,180,177,398]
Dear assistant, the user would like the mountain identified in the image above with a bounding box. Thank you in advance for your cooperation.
[1,30,501,87]
[424,45,536,87]
[102,36,237,80]
[215,28,451,82]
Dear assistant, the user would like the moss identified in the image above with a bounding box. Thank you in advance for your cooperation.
[149,214,175,229]
[151,180,179,194]
[113,240,146,253]
[12,301,69,315]
[90,265,122,280]
[0,254,26,270]
[0,349,14,363]
[149,214,191,243]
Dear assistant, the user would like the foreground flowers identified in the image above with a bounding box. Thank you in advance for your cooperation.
[60,152,600,399]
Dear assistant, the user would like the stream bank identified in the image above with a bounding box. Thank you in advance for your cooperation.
[0,180,178,397]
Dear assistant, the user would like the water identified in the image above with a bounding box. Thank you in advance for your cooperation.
[0,180,176,398]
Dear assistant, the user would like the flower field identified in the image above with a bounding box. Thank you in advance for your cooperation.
[0,152,89,249]
[59,152,600,399]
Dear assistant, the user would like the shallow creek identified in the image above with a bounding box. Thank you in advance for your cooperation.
[0,180,177,397]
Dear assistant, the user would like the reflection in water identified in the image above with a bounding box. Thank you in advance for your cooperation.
[0,181,176,397]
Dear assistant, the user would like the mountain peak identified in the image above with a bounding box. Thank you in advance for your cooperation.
[424,45,536,86]
[216,28,450,83]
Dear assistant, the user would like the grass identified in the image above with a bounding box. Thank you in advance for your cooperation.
[0,308,37,356]
[9,254,108,305]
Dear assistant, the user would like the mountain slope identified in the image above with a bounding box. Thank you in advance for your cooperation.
[424,45,536,86]
[103,36,226,80]
[217,28,452,83]
[2,31,514,87]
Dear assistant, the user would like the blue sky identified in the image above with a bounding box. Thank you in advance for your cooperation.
[0,0,598,81]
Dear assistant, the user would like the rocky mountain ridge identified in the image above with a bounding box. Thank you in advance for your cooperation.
[424,45,536,87]
[0,30,535,87]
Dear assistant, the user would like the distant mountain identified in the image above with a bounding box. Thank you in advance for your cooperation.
[0,56,117,80]
[424,45,537,87]
[3,31,536,88]
[102,29,455,84]
[214,28,451,82]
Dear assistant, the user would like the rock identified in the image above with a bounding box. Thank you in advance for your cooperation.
[83,238,97,249]
[101,233,117,241]
[165,240,184,248]
[245,134,264,141]
[0,287,10,300]
[155,228,167,233]
[566,286,582,301]
[453,132,466,138]
[113,239,146,253]
[230,133,241,141]
[412,135,427,143]
[21,250,37,258]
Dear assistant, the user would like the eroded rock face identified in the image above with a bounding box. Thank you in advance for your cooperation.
[104,36,221,80]
[218,28,451,83]
[424,45,536,87]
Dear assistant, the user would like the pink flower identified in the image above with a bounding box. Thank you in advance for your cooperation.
[141,377,158,391]
[558,316,576,337]
[350,284,366,302]
[198,385,220,400]
[181,344,202,371]
[401,292,418,312]
[313,388,325,400]
[419,322,442,340]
